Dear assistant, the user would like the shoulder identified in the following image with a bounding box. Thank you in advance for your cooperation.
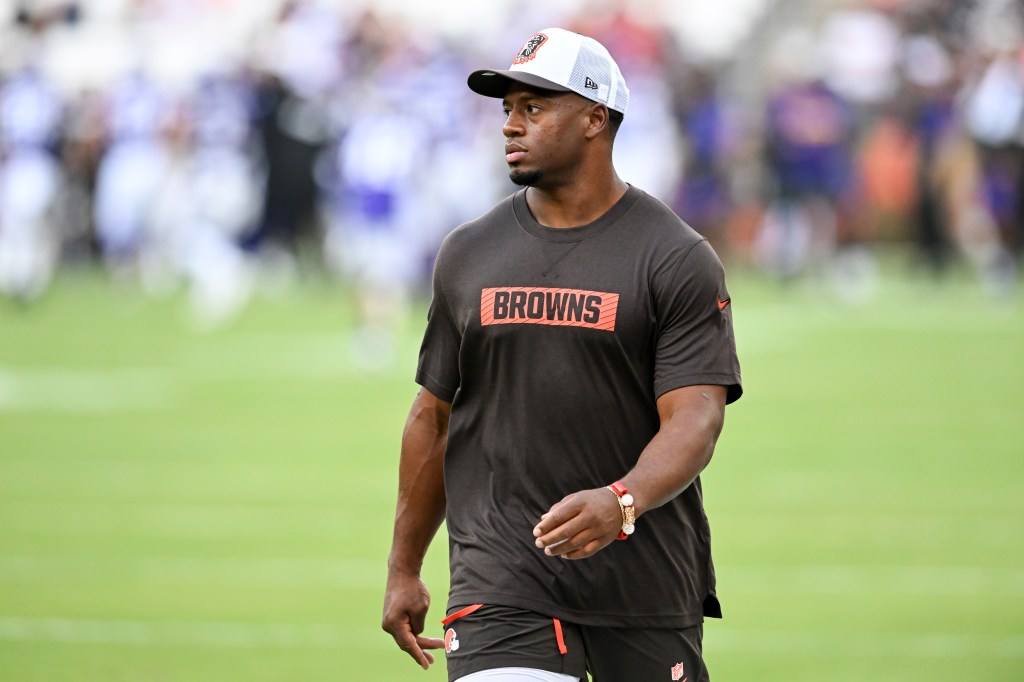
[435,192,517,264]
[627,188,704,246]
[618,187,710,273]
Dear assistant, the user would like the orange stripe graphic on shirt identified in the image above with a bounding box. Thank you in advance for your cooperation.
[480,287,619,332]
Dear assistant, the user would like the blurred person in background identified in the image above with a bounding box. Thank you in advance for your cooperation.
[322,95,427,366]
[0,60,64,302]
[757,28,856,282]
[53,88,105,266]
[672,64,740,250]
[897,3,959,275]
[92,68,172,275]
[321,17,434,367]
[322,17,507,368]
[960,0,1024,294]
[180,72,261,323]
[413,40,508,275]
[147,71,261,326]
[826,0,910,291]
[246,0,337,269]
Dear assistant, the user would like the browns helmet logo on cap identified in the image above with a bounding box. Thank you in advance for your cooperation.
[513,33,548,64]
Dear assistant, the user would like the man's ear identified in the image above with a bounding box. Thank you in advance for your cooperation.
[583,103,609,140]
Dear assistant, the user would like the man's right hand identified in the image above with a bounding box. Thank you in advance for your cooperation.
[382,571,445,670]
[384,388,449,668]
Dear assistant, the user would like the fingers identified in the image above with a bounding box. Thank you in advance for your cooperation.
[533,489,620,559]
[383,574,440,668]
[408,605,427,639]
[535,521,586,555]
[536,525,607,558]
[391,625,436,670]
[410,635,445,668]
[545,532,587,557]
[417,630,446,655]
[534,502,599,557]
[418,635,445,650]
[533,518,584,555]
[532,495,580,540]
[561,538,605,560]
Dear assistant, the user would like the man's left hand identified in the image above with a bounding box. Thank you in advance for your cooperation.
[532,488,624,560]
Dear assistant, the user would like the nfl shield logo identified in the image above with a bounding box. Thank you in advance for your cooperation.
[671,662,686,681]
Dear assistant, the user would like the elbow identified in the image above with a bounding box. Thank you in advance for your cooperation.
[407,388,452,436]
[697,406,725,470]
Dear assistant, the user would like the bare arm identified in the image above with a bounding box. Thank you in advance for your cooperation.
[381,387,451,669]
[533,384,727,559]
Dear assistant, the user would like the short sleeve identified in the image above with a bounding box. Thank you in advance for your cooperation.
[652,239,742,404]
[415,245,462,403]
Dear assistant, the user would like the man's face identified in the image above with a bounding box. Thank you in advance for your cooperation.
[501,83,590,188]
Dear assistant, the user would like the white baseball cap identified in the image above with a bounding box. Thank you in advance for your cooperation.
[468,28,630,115]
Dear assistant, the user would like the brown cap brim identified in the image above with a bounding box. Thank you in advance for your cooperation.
[467,69,573,99]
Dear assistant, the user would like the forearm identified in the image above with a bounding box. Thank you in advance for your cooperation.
[622,385,726,518]
[387,389,450,576]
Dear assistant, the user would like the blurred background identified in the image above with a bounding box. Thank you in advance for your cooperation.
[0,0,1022,680]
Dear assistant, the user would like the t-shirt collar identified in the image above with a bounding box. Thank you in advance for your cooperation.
[513,185,642,243]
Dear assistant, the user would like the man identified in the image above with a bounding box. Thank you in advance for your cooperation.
[382,28,742,682]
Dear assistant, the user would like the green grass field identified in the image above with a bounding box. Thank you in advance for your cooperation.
[1,264,1022,681]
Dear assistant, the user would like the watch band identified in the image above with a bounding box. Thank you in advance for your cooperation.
[605,481,636,540]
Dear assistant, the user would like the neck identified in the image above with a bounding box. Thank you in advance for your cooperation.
[524,166,629,228]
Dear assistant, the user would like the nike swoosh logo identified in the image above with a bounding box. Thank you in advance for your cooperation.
[718,297,730,311]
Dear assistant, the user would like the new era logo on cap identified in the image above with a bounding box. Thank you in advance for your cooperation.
[467,27,630,115]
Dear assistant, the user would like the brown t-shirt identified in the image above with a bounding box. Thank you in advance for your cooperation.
[416,186,742,628]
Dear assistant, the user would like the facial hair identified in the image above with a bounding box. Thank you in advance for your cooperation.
[509,168,542,186]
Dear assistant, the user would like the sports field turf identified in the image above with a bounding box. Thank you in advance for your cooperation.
[1,264,1022,681]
